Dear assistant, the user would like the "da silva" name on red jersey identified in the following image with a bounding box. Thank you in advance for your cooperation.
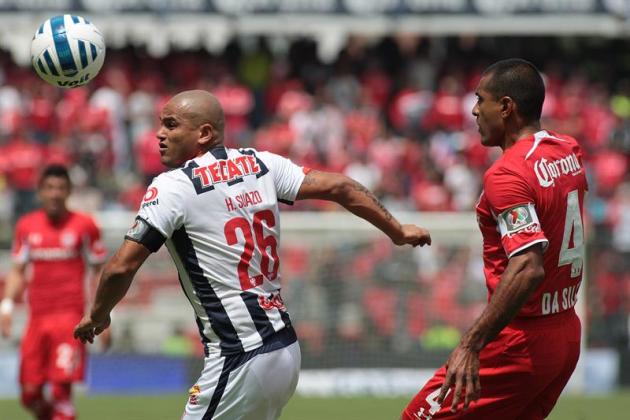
[193,156,261,187]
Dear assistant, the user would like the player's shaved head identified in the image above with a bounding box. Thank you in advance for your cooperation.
[168,90,225,142]
[158,90,227,166]
[482,58,545,123]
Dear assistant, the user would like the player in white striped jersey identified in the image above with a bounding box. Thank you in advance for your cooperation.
[74,90,431,419]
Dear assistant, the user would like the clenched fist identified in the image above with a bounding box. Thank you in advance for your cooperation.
[392,224,432,247]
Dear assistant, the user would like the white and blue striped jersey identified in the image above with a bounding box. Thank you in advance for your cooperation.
[126,147,306,356]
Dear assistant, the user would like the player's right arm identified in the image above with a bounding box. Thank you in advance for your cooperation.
[74,240,151,344]
[296,170,431,247]
[0,262,27,338]
[2,217,30,338]
[75,175,183,344]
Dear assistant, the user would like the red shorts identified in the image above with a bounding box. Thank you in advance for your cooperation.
[20,312,86,385]
[403,309,581,420]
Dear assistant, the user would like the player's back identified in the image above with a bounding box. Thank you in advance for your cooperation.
[138,147,305,355]
[501,130,588,316]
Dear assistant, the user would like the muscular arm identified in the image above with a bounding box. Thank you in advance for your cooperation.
[0,263,27,338]
[296,170,430,246]
[438,244,545,411]
[462,245,545,351]
[74,240,151,343]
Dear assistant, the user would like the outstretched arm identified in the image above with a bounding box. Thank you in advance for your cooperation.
[74,240,151,344]
[296,170,431,247]
[437,244,545,412]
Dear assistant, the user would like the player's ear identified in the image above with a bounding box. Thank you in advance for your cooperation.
[499,96,514,118]
[198,123,214,147]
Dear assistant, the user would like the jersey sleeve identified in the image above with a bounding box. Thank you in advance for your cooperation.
[82,217,107,265]
[259,151,308,204]
[484,167,549,258]
[125,175,186,252]
[11,218,29,264]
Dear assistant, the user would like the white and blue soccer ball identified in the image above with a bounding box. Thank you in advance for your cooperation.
[31,15,105,88]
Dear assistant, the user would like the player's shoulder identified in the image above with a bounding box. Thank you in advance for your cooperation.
[151,169,193,192]
[68,211,99,228]
[15,210,44,229]
[233,147,284,171]
[515,130,580,160]
[483,156,520,184]
[235,147,271,160]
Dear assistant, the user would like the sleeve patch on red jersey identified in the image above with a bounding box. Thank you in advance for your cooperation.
[497,203,540,237]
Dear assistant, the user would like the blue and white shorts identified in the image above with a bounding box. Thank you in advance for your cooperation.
[182,328,301,420]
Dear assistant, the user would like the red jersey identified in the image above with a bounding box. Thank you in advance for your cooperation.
[12,210,106,317]
[476,130,588,317]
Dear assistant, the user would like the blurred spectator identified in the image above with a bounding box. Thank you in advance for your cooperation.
[213,75,254,147]
[134,128,163,185]
[607,182,630,253]
[0,122,45,221]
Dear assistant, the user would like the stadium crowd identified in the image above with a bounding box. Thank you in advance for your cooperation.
[0,36,628,352]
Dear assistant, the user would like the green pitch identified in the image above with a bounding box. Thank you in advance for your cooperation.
[0,392,628,419]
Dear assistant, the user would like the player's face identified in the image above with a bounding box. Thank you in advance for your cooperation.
[156,102,202,168]
[38,176,70,218]
[472,75,505,147]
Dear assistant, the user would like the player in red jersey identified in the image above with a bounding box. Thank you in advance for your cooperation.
[0,165,108,420]
[402,59,588,419]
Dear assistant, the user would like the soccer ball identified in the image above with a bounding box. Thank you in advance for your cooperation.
[31,15,105,88]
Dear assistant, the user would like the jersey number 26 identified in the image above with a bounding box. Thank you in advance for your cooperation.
[224,210,280,291]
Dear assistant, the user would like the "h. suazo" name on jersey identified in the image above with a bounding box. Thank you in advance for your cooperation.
[193,156,261,187]
[534,153,582,188]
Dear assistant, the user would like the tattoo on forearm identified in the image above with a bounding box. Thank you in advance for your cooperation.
[350,180,393,221]
[302,172,317,186]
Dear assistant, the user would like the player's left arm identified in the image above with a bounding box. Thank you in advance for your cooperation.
[437,245,544,411]
[74,240,151,344]
[297,170,431,247]
[260,151,430,247]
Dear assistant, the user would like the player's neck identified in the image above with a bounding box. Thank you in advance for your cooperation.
[502,122,541,151]
[197,141,224,157]
[45,209,69,224]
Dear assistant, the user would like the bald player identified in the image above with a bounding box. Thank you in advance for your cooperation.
[74,90,431,420]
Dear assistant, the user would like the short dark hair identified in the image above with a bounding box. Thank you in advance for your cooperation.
[39,164,71,187]
[482,58,545,123]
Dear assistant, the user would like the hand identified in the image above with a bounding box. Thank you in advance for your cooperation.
[437,343,481,412]
[0,313,11,338]
[392,224,432,247]
[74,313,111,345]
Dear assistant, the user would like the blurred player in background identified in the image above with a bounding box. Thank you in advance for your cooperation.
[0,164,108,420]
[403,59,588,419]
[74,90,431,420]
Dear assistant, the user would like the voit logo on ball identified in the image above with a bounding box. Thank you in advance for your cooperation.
[31,14,106,88]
